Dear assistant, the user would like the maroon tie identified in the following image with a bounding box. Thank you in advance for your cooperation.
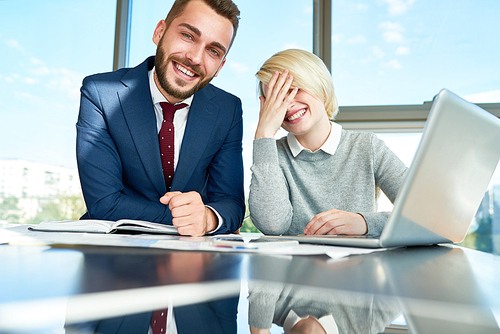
[159,102,186,191]
[150,309,167,334]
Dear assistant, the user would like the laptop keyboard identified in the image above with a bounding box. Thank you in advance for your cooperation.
[310,234,379,239]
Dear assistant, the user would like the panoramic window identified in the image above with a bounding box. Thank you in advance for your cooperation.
[329,0,500,254]
[330,0,500,106]
[0,0,116,224]
[128,0,313,196]
[1,0,498,255]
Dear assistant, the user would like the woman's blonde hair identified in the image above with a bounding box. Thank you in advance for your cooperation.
[256,49,339,119]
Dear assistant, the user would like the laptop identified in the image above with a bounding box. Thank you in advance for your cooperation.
[276,89,500,248]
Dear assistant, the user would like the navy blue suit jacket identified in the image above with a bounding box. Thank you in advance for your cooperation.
[76,56,245,233]
[79,298,239,334]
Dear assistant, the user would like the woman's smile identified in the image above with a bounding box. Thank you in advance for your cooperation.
[285,108,307,122]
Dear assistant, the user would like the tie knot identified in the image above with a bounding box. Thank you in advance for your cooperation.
[160,102,187,122]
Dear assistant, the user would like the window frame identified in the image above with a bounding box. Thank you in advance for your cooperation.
[336,101,500,133]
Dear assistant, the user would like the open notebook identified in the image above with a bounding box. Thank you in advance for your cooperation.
[276,89,500,248]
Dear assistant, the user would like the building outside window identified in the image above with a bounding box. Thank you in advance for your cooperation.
[0,0,116,224]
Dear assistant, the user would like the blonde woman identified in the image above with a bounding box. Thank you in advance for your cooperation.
[248,49,407,236]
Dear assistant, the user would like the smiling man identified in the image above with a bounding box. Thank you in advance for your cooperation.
[76,0,244,238]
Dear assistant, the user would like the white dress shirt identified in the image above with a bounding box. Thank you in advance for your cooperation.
[283,309,339,334]
[287,122,343,157]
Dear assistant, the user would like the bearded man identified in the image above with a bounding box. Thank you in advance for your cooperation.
[76,0,244,237]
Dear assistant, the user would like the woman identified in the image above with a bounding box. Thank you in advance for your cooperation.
[248,49,407,236]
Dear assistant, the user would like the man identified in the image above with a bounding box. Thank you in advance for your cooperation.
[71,1,243,333]
[76,0,245,237]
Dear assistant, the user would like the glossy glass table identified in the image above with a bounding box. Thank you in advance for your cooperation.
[1,229,500,333]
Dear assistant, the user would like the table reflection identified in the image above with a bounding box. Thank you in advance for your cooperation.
[245,245,500,334]
[3,240,500,334]
[65,248,242,334]
[247,281,401,334]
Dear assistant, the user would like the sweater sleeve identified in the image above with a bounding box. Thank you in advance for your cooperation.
[248,138,293,235]
[359,134,408,235]
[247,281,284,329]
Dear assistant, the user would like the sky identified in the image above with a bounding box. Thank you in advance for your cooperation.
[329,0,500,105]
[0,0,499,190]
[0,0,116,169]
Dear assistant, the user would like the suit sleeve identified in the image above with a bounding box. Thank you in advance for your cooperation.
[204,98,245,234]
[76,76,172,223]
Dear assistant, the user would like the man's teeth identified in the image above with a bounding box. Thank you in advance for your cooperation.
[287,109,306,121]
[175,63,195,77]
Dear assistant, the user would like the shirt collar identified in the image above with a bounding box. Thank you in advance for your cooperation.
[283,309,339,334]
[148,67,193,107]
[287,122,343,157]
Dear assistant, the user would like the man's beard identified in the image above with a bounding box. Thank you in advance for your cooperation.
[155,45,214,100]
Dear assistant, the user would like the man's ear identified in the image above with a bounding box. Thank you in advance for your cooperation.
[213,58,227,77]
[153,20,167,46]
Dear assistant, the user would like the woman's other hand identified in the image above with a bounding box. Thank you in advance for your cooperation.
[303,209,368,235]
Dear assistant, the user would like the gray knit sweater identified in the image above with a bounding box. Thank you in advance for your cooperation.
[249,129,408,236]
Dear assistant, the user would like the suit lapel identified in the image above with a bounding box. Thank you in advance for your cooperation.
[118,57,167,196]
[173,87,218,191]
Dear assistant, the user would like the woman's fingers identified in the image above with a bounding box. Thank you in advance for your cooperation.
[255,69,297,139]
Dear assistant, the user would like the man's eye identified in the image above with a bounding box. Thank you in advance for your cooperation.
[208,49,220,57]
[182,33,193,40]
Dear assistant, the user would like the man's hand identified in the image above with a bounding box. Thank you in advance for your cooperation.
[304,209,368,236]
[160,191,217,236]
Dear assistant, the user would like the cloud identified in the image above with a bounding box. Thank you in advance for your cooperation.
[348,35,367,44]
[356,3,369,11]
[381,0,416,16]
[358,57,373,66]
[14,91,46,105]
[332,34,342,44]
[6,39,22,51]
[379,21,405,44]
[22,77,40,85]
[228,61,250,74]
[283,42,304,50]
[46,67,84,99]
[396,46,410,55]
[372,46,385,59]
[29,65,50,76]
[4,74,20,83]
[379,21,405,32]
[4,39,84,99]
[464,89,500,103]
[27,57,51,76]
[382,31,404,43]
[28,57,50,77]
[30,57,45,66]
[383,59,402,70]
